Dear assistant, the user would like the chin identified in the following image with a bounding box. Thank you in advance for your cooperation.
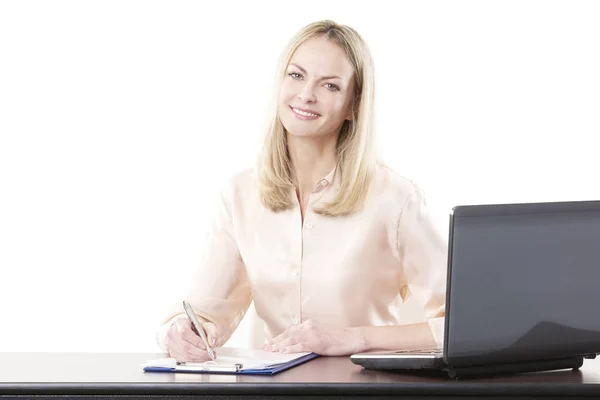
[280,121,316,138]
[285,129,322,138]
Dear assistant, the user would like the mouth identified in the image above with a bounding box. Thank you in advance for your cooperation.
[290,106,321,119]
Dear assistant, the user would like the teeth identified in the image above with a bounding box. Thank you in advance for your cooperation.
[293,108,318,117]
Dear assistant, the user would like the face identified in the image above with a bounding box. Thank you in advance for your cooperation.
[278,36,355,140]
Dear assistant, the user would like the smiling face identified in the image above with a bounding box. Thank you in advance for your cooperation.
[278,36,355,140]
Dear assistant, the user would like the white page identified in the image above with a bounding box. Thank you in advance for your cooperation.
[143,347,312,371]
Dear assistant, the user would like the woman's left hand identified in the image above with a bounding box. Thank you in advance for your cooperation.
[261,319,366,356]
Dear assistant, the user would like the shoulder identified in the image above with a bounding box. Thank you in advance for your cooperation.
[218,167,259,206]
[370,163,422,205]
[369,165,440,243]
[227,167,256,192]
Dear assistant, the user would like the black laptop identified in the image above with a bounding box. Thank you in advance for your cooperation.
[351,200,600,378]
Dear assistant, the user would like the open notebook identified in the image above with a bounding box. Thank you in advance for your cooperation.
[142,347,318,375]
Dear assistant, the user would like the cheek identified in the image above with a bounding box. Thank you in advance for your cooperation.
[278,82,296,104]
[324,96,350,117]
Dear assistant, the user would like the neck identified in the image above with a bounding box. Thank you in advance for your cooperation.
[287,133,337,196]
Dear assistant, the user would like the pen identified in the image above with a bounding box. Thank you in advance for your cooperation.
[182,300,216,361]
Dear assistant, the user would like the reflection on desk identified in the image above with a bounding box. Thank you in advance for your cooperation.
[1,352,600,399]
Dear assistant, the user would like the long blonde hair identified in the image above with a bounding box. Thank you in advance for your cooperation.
[255,20,378,216]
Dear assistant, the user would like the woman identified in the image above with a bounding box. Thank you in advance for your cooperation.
[157,20,447,362]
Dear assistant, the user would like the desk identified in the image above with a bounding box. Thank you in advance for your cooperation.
[1,352,600,399]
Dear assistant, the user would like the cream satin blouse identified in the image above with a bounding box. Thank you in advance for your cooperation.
[157,164,447,350]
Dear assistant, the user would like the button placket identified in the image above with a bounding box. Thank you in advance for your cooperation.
[290,198,303,334]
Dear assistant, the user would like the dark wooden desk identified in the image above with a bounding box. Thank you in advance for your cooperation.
[1,352,600,399]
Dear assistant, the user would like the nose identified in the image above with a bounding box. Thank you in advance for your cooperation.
[298,82,316,103]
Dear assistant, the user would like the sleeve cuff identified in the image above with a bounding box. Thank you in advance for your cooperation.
[427,317,445,349]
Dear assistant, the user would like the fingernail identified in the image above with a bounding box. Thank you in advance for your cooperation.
[211,337,216,346]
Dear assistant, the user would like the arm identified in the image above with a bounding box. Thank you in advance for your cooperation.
[353,322,437,353]
[356,186,447,352]
[157,181,253,350]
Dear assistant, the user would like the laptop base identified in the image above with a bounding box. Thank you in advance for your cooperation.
[350,351,445,371]
[351,352,590,379]
[446,356,584,379]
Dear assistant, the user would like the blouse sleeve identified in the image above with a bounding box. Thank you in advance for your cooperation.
[396,186,448,348]
[156,181,252,349]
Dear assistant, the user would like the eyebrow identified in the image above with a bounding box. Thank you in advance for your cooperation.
[289,63,343,81]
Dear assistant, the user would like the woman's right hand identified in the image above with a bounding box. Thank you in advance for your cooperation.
[166,316,219,362]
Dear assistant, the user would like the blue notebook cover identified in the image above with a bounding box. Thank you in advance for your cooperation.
[143,351,318,375]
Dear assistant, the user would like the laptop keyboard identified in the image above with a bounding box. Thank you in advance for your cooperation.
[393,349,443,355]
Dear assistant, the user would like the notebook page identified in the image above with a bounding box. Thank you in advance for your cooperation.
[142,347,312,371]
[210,347,312,369]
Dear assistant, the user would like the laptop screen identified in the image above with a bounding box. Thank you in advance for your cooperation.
[446,202,600,366]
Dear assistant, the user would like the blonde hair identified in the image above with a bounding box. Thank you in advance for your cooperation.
[255,20,378,216]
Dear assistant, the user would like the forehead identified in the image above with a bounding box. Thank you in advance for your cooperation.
[288,36,354,79]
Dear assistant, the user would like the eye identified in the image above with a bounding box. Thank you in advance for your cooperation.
[325,83,340,91]
[288,72,302,79]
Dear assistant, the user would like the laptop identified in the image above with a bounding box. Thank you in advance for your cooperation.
[351,200,600,378]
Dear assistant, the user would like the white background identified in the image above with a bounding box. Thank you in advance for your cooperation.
[1,0,598,352]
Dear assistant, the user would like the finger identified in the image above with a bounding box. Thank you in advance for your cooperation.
[174,320,207,349]
[269,324,301,345]
[168,341,208,362]
[268,330,290,346]
[202,322,219,347]
[168,324,201,349]
[173,345,217,363]
[168,325,209,354]
[181,330,207,349]
[270,336,298,352]
[169,347,213,363]
[283,343,306,354]
[169,333,210,357]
